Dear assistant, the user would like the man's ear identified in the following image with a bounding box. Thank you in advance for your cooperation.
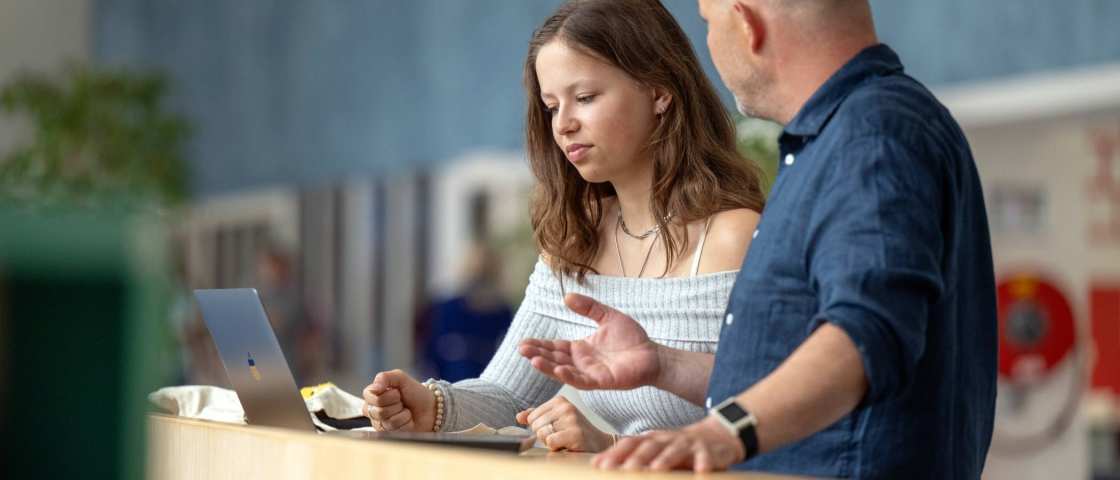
[733,1,766,53]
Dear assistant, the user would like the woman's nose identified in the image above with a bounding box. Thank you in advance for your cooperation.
[554,108,579,136]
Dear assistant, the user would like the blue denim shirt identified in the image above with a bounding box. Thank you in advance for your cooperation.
[707,45,997,478]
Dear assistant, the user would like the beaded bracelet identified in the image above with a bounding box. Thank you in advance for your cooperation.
[425,382,444,432]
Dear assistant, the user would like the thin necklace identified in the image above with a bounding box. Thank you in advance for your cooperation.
[614,214,659,278]
[617,208,672,240]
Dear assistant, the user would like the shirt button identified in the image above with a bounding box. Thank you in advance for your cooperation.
[706,397,712,409]
[725,313,734,325]
[784,153,795,166]
[752,229,759,239]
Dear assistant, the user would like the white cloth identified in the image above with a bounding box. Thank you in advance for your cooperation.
[148,385,246,424]
[148,384,372,431]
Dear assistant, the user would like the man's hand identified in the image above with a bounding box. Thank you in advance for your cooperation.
[518,293,661,390]
[592,416,745,472]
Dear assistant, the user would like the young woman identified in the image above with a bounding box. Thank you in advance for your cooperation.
[362,0,765,452]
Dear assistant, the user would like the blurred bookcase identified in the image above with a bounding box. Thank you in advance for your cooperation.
[0,210,169,480]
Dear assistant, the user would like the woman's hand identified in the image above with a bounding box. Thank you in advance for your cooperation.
[361,369,436,432]
[517,395,616,452]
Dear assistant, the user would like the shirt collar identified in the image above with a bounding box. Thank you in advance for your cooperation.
[781,44,904,138]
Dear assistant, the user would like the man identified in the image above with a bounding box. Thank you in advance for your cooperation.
[518,0,997,477]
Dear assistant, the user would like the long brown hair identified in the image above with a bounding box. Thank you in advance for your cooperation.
[525,0,766,282]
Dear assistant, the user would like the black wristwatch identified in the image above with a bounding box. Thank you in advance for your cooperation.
[711,397,759,461]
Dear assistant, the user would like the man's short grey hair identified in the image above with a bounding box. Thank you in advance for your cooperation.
[733,0,870,16]
[747,0,874,32]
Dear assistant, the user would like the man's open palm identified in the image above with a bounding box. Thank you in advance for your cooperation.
[518,293,661,390]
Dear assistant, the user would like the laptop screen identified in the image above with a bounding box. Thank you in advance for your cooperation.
[194,288,316,431]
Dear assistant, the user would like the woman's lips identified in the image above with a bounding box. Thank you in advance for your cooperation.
[567,144,592,162]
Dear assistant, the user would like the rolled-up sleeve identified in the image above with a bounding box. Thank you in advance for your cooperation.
[806,135,945,404]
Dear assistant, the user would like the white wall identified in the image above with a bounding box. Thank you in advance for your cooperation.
[0,0,90,153]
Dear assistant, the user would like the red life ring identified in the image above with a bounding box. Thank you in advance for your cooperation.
[996,273,1076,382]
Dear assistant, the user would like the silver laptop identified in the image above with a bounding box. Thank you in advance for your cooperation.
[194,288,318,431]
[193,288,532,452]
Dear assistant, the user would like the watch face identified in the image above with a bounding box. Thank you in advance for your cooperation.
[719,402,748,423]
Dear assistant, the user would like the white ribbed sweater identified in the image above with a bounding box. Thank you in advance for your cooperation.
[429,258,736,435]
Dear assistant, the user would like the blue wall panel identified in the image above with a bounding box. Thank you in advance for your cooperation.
[92,0,1120,195]
[872,0,1120,85]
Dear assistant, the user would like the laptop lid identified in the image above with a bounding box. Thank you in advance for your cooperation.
[194,288,316,431]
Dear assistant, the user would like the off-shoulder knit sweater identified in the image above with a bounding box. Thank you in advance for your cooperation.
[428,258,736,435]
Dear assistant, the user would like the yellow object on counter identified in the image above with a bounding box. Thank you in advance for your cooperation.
[300,382,337,400]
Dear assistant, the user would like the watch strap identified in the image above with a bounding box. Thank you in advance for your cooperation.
[711,397,759,460]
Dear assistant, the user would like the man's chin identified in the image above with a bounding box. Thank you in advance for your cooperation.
[735,97,762,119]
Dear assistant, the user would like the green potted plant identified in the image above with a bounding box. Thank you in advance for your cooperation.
[735,115,782,194]
[0,64,191,211]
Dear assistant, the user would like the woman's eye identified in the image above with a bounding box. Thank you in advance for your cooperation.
[576,94,597,104]
[545,105,558,115]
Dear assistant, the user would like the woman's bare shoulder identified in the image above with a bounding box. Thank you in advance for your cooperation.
[698,208,761,273]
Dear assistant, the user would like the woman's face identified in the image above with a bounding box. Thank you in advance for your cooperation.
[535,40,664,184]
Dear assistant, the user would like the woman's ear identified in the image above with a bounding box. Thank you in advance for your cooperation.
[652,87,673,115]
